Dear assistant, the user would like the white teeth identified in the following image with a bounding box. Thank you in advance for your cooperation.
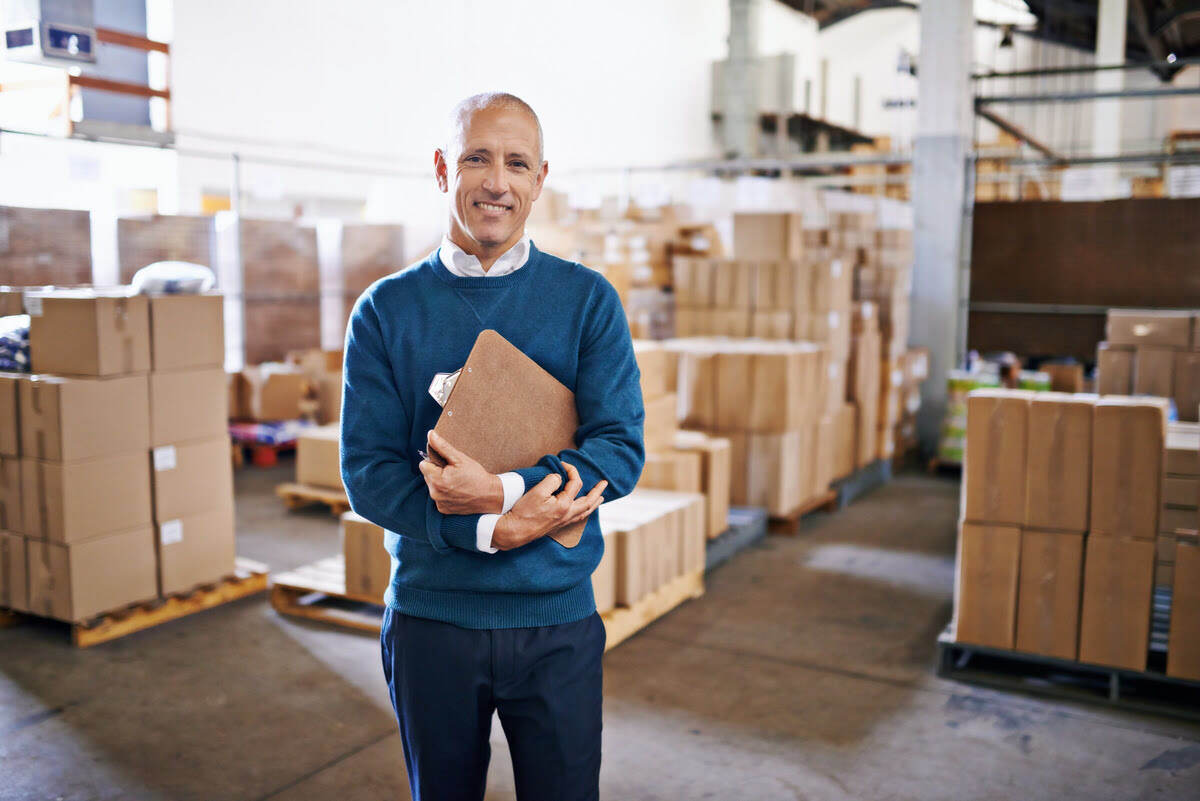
[477,202,508,212]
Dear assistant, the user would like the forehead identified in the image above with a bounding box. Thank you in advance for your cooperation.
[458,106,539,154]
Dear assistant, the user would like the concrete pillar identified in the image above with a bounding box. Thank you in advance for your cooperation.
[724,0,760,158]
[912,0,974,454]
[1092,0,1128,193]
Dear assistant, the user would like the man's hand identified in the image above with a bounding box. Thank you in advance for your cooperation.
[418,430,504,515]
[491,462,607,551]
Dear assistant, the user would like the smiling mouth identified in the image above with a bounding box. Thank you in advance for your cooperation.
[474,201,511,213]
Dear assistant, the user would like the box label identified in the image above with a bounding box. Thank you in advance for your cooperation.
[153,445,177,472]
[831,259,842,278]
[23,294,42,317]
[160,519,183,545]
[829,311,840,329]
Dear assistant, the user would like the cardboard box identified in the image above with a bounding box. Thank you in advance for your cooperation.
[297,424,342,490]
[148,294,224,371]
[1096,343,1134,396]
[1015,529,1084,660]
[1078,534,1155,671]
[1157,532,1177,563]
[833,403,857,479]
[639,448,703,494]
[712,261,756,309]
[1041,363,1085,394]
[0,455,18,532]
[725,429,807,517]
[905,347,930,383]
[667,343,718,430]
[0,372,19,457]
[26,290,150,376]
[0,531,28,612]
[643,392,678,453]
[1163,476,1199,508]
[1024,394,1094,532]
[0,287,25,316]
[20,453,152,543]
[673,430,731,539]
[963,390,1031,527]
[809,258,853,313]
[1167,535,1200,680]
[1166,424,1200,475]
[1133,346,1177,398]
[750,310,794,340]
[1161,506,1197,534]
[341,511,390,601]
[953,522,1021,649]
[1174,351,1200,423]
[234,366,307,421]
[813,413,836,500]
[149,368,228,448]
[156,503,236,596]
[27,527,158,621]
[632,341,669,402]
[19,374,150,462]
[1156,560,1175,586]
[732,213,803,260]
[715,347,804,433]
[1091,398,1168,540]
[592,529,617,614]
[150,436,234,523]
[1107,309,1193,348]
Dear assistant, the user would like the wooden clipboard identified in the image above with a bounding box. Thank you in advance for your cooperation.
[428,329,586,548]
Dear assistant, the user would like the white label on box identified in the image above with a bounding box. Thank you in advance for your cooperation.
[831,259,842,279]
[23,294,42,317]
[829,310,840,329]
[862,304,874,320]
[160,519,183,546]
[153,445,177,471]
[829,362,839,379]
[892,368,904,386]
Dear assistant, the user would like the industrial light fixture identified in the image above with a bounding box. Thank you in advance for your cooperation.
[1167,53,1177,63]
[1000,25,1014,48]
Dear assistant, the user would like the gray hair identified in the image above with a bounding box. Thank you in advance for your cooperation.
[445,92,544,164]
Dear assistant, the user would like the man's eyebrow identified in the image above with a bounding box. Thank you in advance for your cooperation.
[459,146,492,158]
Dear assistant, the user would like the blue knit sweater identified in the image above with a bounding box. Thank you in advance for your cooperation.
[340,244,645,629]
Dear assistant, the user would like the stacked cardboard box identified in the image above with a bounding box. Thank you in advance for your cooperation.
[1158,424,1200,588]
[1168,530,1200,680]
[15,290,159,620]
[632,340,730,538]
[848,303,882,467]
[296,424,343,491]
[287,349,343,424]
[0,205,93,286]
[596,489,707,613]
[144,293,236,595]
[341,511,390,601]
[841,218,912,366]
[1097,309,1200,421]
[230,364,309,421]
[894,347,930,460]
[116,214,214,284]
[955,389,1166,671]
[661,337,828,517]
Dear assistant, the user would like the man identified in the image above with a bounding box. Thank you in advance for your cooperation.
[340,92,645,801]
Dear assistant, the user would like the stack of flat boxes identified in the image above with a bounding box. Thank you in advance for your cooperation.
[1098,309,1200,422]
[632,340,731,541]
[0,371,25,611]
[1159,424,1200,590]
[16,291,158,621]
[955,389,1168,672]
[595,489,706,614]
[663,337,827,517]
[895,347,930,459]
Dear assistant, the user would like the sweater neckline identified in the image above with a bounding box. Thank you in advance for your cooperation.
[429,241,544,288]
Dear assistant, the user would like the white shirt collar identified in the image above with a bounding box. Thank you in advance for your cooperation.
[438,235,531,278]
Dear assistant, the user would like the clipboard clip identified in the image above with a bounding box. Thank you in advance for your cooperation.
[428,369,462,407]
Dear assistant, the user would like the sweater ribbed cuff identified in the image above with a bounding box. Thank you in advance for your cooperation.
[515,465,555,493]
[437,512,483,552]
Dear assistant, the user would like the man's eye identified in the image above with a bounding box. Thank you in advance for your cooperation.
[465,156,483,164]
[510,162,527,170]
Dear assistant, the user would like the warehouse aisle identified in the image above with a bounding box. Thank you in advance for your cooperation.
[2,467,1198,801]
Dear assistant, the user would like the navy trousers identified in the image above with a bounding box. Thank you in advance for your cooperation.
[380,608,606,801]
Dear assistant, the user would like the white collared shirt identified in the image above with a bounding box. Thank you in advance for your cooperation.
[439,234,531,278]
[437,234,530,553]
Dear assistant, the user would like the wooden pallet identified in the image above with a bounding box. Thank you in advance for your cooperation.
[276,482,350,516]
[2,558,270,648]
[233,440,297,468]
[271,556,705,651]
[767,489,838,535]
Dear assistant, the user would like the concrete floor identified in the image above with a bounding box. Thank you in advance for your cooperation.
[3,464,1199,800]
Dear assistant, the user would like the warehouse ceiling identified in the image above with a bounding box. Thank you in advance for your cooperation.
[783,0,1198,80]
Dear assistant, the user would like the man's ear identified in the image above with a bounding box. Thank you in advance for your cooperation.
[434,149,449,193]
[530,161,549,202]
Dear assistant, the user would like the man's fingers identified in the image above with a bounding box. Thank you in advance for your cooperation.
[534,472,563,496]
[417,459,439,482]
[560,462,583,501]
[428,430,465,465]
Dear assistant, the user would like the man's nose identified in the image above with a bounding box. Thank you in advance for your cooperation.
[481,162,509,194]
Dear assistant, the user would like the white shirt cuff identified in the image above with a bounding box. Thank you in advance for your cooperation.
[498,471,524,514]
[476,514,500,554]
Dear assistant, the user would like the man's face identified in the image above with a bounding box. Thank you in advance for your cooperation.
[436,105,547,253]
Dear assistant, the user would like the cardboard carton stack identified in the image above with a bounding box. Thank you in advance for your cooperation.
[596,489,707,614]
[143,293,236,596]
[230,363,309,422]
[1097,309,1200,421]
[0,205,93,286]
[844,217,913,365]
[286,348,343,425]
[954,389,1167,673]
[662,337,829,517]
[848,303,882,468]
[116,214,214,284]
[1159,424,1200,589]
[340,511,390,601]
[895,347,930,460]
[1168,530,1200,680]
[295,424,343,493]
[12,291,158,620]
[632,340,730,539]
